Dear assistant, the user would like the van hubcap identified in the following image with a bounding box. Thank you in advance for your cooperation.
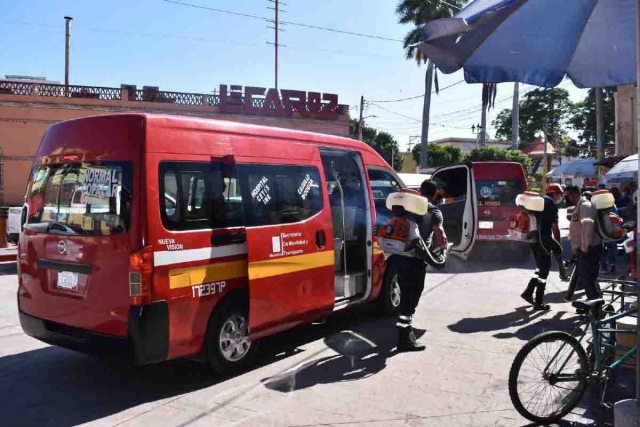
[390,275,401,307]
[219,314,251,362]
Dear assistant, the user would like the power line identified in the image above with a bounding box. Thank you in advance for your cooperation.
[0,20,396,59]
[162,0,403,42]
[368,80,465,103]
[429,0,462,10]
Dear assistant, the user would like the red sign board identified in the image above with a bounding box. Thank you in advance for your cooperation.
[218,85,346,121]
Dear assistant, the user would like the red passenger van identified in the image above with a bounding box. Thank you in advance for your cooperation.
[18,114,477,373]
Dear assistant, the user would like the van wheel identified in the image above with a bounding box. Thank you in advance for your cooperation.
[377,260,401,316]
[205,299,258,375]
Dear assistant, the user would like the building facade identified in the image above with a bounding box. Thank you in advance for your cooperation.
[0,80,349,206]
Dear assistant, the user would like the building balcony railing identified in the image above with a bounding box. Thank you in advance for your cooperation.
[0,81,350,118]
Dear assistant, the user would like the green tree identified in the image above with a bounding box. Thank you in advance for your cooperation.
[568,87,616,158]
[349,119,404,171]
[492,88,573,147]
[412,143,462,167]
[465,146,532,172]
[396,0,465,167]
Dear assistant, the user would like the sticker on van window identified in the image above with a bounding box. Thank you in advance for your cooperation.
[250,176,272,205]
[479,186,492,199]
[81,167,119,204]
[297,174,314,200]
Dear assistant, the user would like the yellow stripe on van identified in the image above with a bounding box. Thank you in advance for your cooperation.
[169,260,248,289]
[248,251,334,281]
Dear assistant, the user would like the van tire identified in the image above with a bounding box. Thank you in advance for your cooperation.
[377,259,401,316]
[204,297,258,376]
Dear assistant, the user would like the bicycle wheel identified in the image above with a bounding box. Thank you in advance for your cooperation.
[509,331,589,424]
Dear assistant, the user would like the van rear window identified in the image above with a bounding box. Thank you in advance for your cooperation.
[25,162,132,236]
[476,179,524,206]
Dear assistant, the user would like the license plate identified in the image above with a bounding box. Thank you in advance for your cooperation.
[58,271,79,290]
[479,221,494,230]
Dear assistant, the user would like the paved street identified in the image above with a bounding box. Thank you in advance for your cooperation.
[0,232,634,426]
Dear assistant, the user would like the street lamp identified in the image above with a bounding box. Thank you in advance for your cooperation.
[358,115,377,141]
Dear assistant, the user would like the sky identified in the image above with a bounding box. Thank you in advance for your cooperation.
[1,0,589,151]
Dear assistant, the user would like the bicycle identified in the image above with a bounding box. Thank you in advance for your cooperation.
[508,296,638,424]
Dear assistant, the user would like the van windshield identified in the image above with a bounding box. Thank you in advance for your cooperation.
[25,162,132,236]
[476,179,524,207]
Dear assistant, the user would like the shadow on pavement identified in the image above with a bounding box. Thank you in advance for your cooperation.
[448,307,584,341]
[261,318,415,393]
[0,307,400,427]
[0,261,17,276]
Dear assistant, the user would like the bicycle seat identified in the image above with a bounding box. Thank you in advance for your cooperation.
[572,299,605,311]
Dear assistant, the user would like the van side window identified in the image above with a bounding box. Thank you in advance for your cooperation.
[159,162,244,230]
[239,164,323,226]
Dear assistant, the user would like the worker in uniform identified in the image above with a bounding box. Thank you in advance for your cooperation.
[564,185,603,300]
[521,183,563,310]
[396,180,448,351]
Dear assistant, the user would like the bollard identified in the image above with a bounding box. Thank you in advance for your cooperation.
[614,399,640,427]
[0,207,9,249]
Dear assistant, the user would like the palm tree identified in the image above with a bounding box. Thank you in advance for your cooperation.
[396,0,465,168]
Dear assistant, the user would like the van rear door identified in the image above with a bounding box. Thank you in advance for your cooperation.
[239,160,335,339]
[18,115,142,338]
[430,164,478,259]
[20,161,135,335]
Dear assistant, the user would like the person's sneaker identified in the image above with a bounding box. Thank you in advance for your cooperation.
[533,303,551,311]
[397,330,426,352]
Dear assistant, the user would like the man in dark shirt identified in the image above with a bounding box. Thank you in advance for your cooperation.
[396,180,447,351]
[521,184,563,310]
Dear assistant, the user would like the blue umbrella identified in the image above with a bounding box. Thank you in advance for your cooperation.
[604,154,639,182]
[417,0,640,409]
[418,0,636,88]
[546,158,599,178]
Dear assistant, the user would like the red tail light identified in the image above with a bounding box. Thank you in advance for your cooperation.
[129,246,153,305]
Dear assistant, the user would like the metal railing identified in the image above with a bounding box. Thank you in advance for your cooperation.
[0,81,349,116]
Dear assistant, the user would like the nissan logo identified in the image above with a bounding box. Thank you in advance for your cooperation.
[484,209,491,215]
[58,241,67,255]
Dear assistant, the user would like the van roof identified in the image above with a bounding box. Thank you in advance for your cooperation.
[470,161,526,180]
[40,113,389,167]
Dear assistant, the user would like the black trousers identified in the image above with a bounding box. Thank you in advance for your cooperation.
[397,256,427,322]
[577,245,602,300]
[531,237,554,280]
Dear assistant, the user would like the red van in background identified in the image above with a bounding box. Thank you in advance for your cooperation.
[472,161,530,260]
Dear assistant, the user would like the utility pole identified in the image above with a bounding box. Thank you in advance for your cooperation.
[274,0,279,89]
[64,16,72,96]
[267,0,285,89]
[595,87,605,178]
[479,103,487,147]
[512,82,520,150]
[358,96,364,141]
[420,61,434,172]
[542,119,549,194]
